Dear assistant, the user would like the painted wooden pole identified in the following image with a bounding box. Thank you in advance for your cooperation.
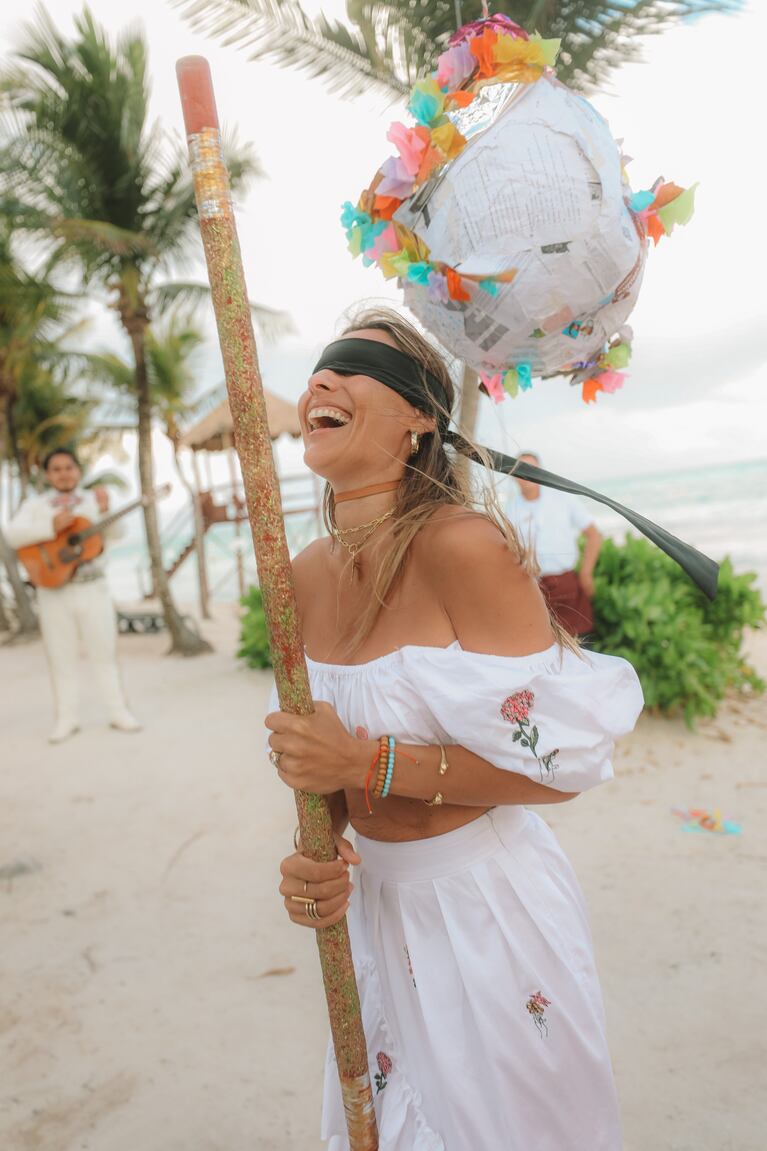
[176,57,378,1151]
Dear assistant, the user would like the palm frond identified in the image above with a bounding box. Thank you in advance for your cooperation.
[81,469,130,491]
[152,280,295,341]
[174,0,410,98]
[79,351,137,394]
[0,6,267,293]
[249,302,296,341]
[175,0,743,96]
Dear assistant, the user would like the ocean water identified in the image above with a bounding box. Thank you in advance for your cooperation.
[586,458,767,594]
[106,458,767,606]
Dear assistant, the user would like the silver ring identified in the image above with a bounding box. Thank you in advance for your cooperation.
[269,749,281,768]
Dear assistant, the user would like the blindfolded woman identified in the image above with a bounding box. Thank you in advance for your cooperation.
[265,307,644,1150]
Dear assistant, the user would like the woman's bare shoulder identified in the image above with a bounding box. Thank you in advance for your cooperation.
[414,504,554,655]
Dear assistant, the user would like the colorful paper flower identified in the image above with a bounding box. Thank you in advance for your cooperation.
[480,372,505,403]
[436,40,476,89]
[408,79,444,127]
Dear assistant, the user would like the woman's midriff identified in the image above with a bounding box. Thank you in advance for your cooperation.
[345,787,491,843]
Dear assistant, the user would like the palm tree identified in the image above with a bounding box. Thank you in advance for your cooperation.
[176,0,743,97]
[0,228,79,637]
[86,311,216,621]
[0,7,283,654]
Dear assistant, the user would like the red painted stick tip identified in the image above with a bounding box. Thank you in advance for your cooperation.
[176,56,220,135]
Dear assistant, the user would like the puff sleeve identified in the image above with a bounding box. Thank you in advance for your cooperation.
[400,644,643,793]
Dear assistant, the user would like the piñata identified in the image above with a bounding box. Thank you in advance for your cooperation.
[341,14,696,404]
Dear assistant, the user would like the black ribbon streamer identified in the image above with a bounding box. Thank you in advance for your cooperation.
[445,434,719,601]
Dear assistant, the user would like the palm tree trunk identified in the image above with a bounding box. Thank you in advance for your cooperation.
[175,445,211,621]
[458,363,480,441]
[0,524,39,638]
[130,321,212,655]
[6,403,29,504]
[455,363,481,492]
[0,586,10,633]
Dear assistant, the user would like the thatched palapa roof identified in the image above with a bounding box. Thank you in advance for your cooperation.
[179,391,301,452]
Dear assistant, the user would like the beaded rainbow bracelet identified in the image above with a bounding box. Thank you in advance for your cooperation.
[367,734,420,808]
[373,735,389,799]
[381,736,396,798]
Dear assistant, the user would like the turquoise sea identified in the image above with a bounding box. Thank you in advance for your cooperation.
[106,458,767,606]
[587,458,767,593]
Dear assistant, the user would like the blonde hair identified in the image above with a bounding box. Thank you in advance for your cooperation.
[324,306,572,655]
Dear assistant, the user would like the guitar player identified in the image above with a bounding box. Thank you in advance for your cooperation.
[6,447,141,743]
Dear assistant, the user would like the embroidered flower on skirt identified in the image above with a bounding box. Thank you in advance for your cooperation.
[374,1050,392,1092]
[501,689,560,780]
[526,990,552,1037]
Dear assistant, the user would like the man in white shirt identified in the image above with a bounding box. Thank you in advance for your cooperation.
[506,451,603,636]
[6,447,140,743]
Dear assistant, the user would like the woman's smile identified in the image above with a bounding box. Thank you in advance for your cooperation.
[306,404,352,434]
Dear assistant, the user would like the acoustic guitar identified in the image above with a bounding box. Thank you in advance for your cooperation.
[17,484,171,590]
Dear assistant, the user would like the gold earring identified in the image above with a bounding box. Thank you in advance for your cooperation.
[410,430,420,457]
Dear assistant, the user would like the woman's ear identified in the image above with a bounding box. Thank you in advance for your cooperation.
[412,408,437,435]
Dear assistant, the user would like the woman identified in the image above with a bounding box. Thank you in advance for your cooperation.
[265,308,643,1150]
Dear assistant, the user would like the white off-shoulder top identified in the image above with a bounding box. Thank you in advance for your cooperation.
[285,642,644,794]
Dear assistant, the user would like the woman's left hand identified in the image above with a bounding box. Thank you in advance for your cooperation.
[265,702,368,794]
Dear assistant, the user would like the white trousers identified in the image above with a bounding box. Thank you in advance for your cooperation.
[37,579,130,726]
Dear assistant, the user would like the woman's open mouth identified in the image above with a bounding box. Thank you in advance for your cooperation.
[307,406,352,433]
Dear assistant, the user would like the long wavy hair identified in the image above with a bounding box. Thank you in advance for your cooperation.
[323,306,569,655]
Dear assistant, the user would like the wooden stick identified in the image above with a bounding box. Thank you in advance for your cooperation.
[175,57,378,1149]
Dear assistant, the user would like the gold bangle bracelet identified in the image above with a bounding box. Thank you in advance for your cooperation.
[424,745,448,806]
[293,825,301,851]
[438,744,449,776]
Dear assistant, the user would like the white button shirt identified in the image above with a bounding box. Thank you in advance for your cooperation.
[506,487,594,576]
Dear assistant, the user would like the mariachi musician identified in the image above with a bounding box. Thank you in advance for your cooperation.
[6,447,140,743]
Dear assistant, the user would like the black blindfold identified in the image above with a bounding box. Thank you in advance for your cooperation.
[312,337,718,599]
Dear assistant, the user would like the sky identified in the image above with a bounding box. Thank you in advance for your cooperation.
[1,0,765,492]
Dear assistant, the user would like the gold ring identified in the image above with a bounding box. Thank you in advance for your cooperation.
[303,880,309,896]
[269,749,281,768]
[306,899,320,920]
[289,895,313,905]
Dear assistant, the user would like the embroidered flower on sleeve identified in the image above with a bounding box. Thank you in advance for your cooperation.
[374,1051,392,1092]
[355,725,369,740]
[526,990,551,1037]
[501,689,534,724]
[501,690,560,780]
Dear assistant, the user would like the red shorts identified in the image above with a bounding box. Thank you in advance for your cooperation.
[539,570,593,637]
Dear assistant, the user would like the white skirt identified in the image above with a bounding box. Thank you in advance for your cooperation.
[322,807,622,1151]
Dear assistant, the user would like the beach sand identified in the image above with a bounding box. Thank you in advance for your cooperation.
[1,609,765,1151]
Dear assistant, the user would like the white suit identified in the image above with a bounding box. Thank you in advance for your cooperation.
[5,488,135,734]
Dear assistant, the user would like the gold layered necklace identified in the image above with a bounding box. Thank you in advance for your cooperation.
[330,507,395,565]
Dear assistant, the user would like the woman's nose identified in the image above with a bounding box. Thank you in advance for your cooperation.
[307,370,338,395]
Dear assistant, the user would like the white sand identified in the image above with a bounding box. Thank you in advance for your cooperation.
[1,610,765,1150]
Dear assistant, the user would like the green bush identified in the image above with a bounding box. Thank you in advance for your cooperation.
[591,537,765,725]
[238,586,272,669]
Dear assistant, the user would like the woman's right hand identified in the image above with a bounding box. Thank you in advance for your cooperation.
[279,833,360,930]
